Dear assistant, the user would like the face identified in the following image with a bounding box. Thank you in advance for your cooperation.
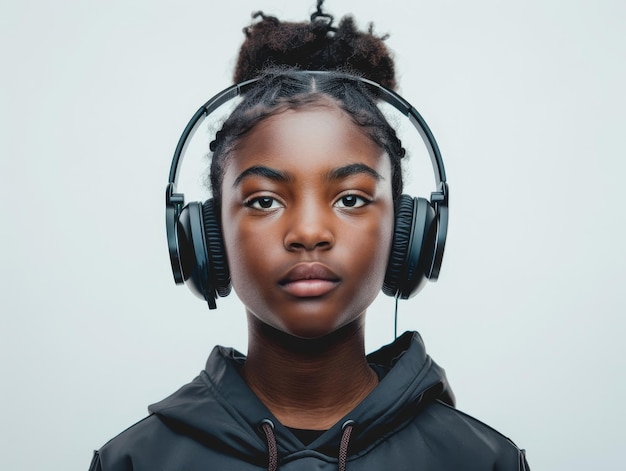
[220,104,394,339]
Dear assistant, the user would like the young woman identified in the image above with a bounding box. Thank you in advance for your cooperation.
[90,3,529,470]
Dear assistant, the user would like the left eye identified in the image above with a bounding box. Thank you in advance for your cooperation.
[335,195,370,208]
[245,196,282,210]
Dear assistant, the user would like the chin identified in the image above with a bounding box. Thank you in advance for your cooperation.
[284,304,357,337]
[245,291,373,344]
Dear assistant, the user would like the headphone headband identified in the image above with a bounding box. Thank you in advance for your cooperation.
[167,72,446,189]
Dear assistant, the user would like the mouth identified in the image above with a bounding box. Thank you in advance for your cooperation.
[278,262,341,298]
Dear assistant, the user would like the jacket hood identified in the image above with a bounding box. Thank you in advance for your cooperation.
[148,331,454,463]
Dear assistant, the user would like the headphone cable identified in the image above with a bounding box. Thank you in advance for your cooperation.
[394,295,399,340]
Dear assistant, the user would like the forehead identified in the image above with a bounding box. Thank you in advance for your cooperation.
[224,105,390,179]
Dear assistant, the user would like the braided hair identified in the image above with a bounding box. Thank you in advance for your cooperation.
[210,1,405,207]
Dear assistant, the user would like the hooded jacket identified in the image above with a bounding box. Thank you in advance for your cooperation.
[89,332,530,470]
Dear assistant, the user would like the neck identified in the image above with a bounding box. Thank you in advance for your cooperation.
[241,315,378,430]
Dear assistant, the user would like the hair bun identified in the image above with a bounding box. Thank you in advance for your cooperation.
[233,2,397,90]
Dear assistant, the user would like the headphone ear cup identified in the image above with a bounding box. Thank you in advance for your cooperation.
[176,201,215,306]
[383,195,414,298]
[201,199,231,298]
[383,195,437,299]
[175,199,231,309]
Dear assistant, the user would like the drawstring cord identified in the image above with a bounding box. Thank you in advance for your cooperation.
[260,419,356,471]
[261,420,278,471]
[338,420,355,471]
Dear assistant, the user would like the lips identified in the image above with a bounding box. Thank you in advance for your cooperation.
[278,262,341,298]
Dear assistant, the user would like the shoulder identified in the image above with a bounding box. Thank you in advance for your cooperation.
[89,414,176,471]
[415,400,530,470]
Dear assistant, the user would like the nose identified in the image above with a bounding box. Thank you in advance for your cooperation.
[283,203,335,252]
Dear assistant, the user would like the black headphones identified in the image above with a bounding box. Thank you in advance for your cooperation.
[165,72,449,309]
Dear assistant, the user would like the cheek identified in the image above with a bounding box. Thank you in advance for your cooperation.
[222,216,262,279]
[372,218,394,279]
[220,211,282,303]
[340,208,394,291]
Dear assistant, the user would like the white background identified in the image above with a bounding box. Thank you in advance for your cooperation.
[1,1,624,469]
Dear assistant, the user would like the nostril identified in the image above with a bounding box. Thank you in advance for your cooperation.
[286,239,333,251]
[284,224,335,251]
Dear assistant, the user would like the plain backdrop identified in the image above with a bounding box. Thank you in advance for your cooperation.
[1,0,624,469]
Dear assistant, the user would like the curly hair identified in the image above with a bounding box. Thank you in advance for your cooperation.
[210,1,404,208]
[234,2,396,90]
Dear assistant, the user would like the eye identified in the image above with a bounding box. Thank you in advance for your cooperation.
[334,194,371,209]
[244,196,282,211]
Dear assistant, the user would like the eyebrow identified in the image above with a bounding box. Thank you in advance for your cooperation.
[232,162,383,188]
[327,163,384,181]
[232,165,292,188]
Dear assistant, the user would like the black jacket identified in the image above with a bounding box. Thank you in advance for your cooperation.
[89,332,530,470]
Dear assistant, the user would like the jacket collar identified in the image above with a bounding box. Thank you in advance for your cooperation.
[149,331,453,461]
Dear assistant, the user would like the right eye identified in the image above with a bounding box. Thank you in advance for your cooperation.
[244,196,282,211]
